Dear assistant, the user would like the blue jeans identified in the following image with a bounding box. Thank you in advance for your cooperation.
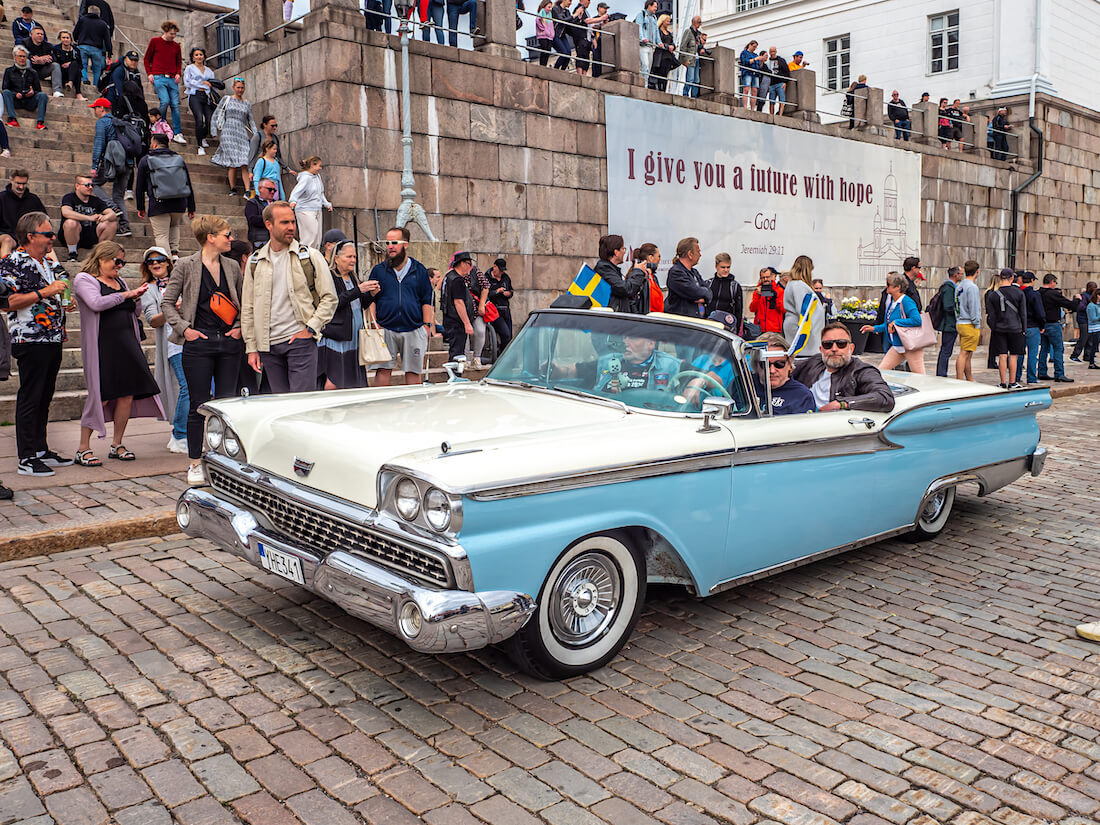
[80,45,105,86]
[421,0,445,43]
[2,90,48,122]
[168,352,189,441]
[936,330,957,377]
[682,62,700,97]
[1015,327,1041,383]
[894,118,911,141]
[1038,323,1065,378]
[446,0,476,47]
[152,75,181,134]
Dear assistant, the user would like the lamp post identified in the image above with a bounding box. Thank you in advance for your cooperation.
[391,0,437,241]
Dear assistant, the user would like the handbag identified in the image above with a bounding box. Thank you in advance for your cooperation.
[357,313,391,366]
[895,304,936,351]
[482,301,500,323]
[209,291,239,326]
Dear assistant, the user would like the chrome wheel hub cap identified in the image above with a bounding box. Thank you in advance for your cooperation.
[922,491,946,522]
[549,553,621,646]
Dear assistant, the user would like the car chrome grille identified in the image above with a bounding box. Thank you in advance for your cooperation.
[208,468,451,588]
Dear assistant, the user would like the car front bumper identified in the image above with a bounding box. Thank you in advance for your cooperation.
[175,487,536,654]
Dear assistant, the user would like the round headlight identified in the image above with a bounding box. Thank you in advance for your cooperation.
[223,428,241,457]
[204,416,224,451]
[398,601,423,638]
[395,478,420,521]
[424,487,452,532]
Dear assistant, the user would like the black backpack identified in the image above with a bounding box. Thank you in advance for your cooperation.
[927,287,946,329]
[112,114,148,160]
[96,58,122,93]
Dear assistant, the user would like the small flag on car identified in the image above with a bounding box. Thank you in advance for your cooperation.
[567,264,612,308]
[787,293,820,357]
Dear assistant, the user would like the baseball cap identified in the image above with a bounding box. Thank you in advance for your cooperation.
[451,251,473,266]
[793,50,803,56]
[124,50,139,60]
[322,229,347,246]
[707,311,738,332]
[1000,267,1016,279]
[143,246,169,262]
[88,97,111,109]
[493,257,507,270]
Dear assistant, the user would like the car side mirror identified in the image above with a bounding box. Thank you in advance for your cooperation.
[699,397,735,433]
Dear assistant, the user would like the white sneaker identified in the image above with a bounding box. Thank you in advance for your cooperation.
[172,134,187,145]
[167,437,188,454]
[125,190,134,200]
[197,146,205,156]
[186,463,205,485]
[0,150,9,158]
[53,91,64,98]
[201,138,209,148]
[472,358,483,369]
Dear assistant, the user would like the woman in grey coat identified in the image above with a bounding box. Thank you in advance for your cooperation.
[140,246,188,454]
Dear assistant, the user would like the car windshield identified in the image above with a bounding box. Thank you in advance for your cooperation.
[487,312,750,414]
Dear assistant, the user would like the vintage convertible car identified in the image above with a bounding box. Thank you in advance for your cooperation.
[176,309,1050,678]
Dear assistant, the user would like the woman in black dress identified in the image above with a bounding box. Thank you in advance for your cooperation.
[74,241,164,465]
[317,240,369,390]
[648,15,678,92]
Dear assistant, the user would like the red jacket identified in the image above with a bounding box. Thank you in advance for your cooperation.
[144,36,181,77]
[749,283,784,332]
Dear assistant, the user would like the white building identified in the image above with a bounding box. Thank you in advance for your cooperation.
[698,0,1097,117]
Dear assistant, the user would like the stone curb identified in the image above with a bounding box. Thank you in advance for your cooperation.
[0,381,1094,560]
[0,510,176,563]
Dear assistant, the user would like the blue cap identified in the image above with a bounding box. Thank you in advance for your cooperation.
[794,50,803,56]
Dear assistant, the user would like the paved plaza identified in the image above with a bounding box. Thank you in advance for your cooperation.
[0,393,1096,825]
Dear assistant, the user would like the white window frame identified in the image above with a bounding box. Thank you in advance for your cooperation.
[824,34,850,92]
[736,0,770,12]
[928,11,960,75]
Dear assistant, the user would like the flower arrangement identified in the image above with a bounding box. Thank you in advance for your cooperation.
[837,297,879,322]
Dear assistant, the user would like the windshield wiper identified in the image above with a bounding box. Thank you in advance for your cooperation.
[483,377,538,389]
[549,385,629,412]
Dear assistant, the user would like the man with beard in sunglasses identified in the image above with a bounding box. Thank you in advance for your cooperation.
[792,320,894,412]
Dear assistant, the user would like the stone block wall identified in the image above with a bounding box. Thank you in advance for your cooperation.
[221,5,1097,323]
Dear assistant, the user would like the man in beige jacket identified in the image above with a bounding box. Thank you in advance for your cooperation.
[241,201,337,393]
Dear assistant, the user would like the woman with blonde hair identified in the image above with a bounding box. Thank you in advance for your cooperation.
[73,242,164,466]
[648,14,678,92]
[211,77,257,196]
[317,239,369,390]
[288,155,332,248]
[161,214,244,485]
[782,254,825,357]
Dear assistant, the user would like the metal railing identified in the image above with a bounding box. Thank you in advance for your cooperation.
[264,13,309,37]
[203,10,237,30]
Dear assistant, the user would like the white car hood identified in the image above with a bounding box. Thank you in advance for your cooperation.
[209,383,676,508]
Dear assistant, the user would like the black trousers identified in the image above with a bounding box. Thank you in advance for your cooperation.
[443,323,467,361]
[181,332,243,460]
[189,91,215,145]
[59,59,82,91]
[12,342,62,461]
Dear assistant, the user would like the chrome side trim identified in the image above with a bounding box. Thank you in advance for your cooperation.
[731,432,899,467]
[709,525,916,595]
[920,451,1036,504]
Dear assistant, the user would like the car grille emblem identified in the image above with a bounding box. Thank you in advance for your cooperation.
[293,457,314,477]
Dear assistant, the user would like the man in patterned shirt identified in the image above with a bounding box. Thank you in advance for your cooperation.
[0,211,73,481]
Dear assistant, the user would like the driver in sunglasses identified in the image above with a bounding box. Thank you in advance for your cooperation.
[792,320,895,413]
[752,332,815,415]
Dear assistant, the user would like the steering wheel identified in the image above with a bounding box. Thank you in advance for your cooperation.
[672,369,731,412]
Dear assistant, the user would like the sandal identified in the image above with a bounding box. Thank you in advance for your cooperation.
[108,445,135,461]
[75,450,102,467]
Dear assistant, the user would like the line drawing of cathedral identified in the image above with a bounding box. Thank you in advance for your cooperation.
[856,164,918,282]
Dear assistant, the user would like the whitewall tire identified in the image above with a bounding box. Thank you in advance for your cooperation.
[913,486,956,540]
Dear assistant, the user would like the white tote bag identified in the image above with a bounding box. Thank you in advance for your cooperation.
[357,313,391,366]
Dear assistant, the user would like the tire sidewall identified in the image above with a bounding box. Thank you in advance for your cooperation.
[529,533,645,676]
[914,486,956,538]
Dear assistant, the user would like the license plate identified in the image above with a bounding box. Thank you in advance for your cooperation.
[257,542,305,585]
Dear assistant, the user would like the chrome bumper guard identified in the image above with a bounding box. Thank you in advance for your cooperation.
[176,488,535,654]
[1028,446,1047,477]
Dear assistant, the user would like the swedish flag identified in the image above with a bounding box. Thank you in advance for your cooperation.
[567,264,612,308]
[786,292,820,357]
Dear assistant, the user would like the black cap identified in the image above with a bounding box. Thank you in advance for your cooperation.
[707,311,738,332]
[493,257,507,270]
[452,251,473,266]
[21,6,32,13]
[322,228,347,246]
[1000,267,1016,280]
[124,50,139,61]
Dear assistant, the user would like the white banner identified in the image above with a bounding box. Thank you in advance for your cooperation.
[605,95,921,288]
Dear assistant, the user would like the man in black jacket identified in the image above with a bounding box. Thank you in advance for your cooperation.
[23,27,61,97]
[594,234,646,313]
[1014,271,1045,384]
[0,168,46,256]
[665,236,710,317]
[887,90,910,141]
[2,46,49,129]
[792,321,895,412]
[985,267,1025,388]
[1037,273,1076,382]
[244,180,278,249]
[134,134,195,259]
[72,4,111,92]
[705,253,743,326]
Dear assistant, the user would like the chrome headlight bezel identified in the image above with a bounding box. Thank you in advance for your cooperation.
[202,412,246,463]
[204,415,224,451]
[223,427,241,457]
[423,487,452,532]
[395,477,421,521]
[379,470,463,537]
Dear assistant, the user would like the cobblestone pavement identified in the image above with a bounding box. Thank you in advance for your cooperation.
[0,396,1097,825]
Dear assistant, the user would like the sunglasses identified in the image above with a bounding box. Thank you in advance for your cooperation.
[28,230,56,239]
[112,257,126,267]
[145,256,168,265]
[821,340,852,349]
[78,182,93,187]
[385,240,404,246]
[768,359,790,370]
[221,231,234,238]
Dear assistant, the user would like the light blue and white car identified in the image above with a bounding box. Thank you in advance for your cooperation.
[176,309,1050,678]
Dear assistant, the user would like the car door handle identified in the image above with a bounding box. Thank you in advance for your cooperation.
[848,417,876,429]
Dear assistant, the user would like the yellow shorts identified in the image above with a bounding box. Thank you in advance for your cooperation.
[957,323,980,352]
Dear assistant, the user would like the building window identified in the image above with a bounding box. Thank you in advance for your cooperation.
[736,0,769,10]
[929,12,959,74]
[824,35,850,91]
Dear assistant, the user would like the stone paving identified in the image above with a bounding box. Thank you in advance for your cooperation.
[0,392,1097,825]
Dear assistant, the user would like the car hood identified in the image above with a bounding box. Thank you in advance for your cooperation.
[208,383,675,508]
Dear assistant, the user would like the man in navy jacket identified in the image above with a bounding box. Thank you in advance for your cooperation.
[361,226,434,386]
[665,236,711,317]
